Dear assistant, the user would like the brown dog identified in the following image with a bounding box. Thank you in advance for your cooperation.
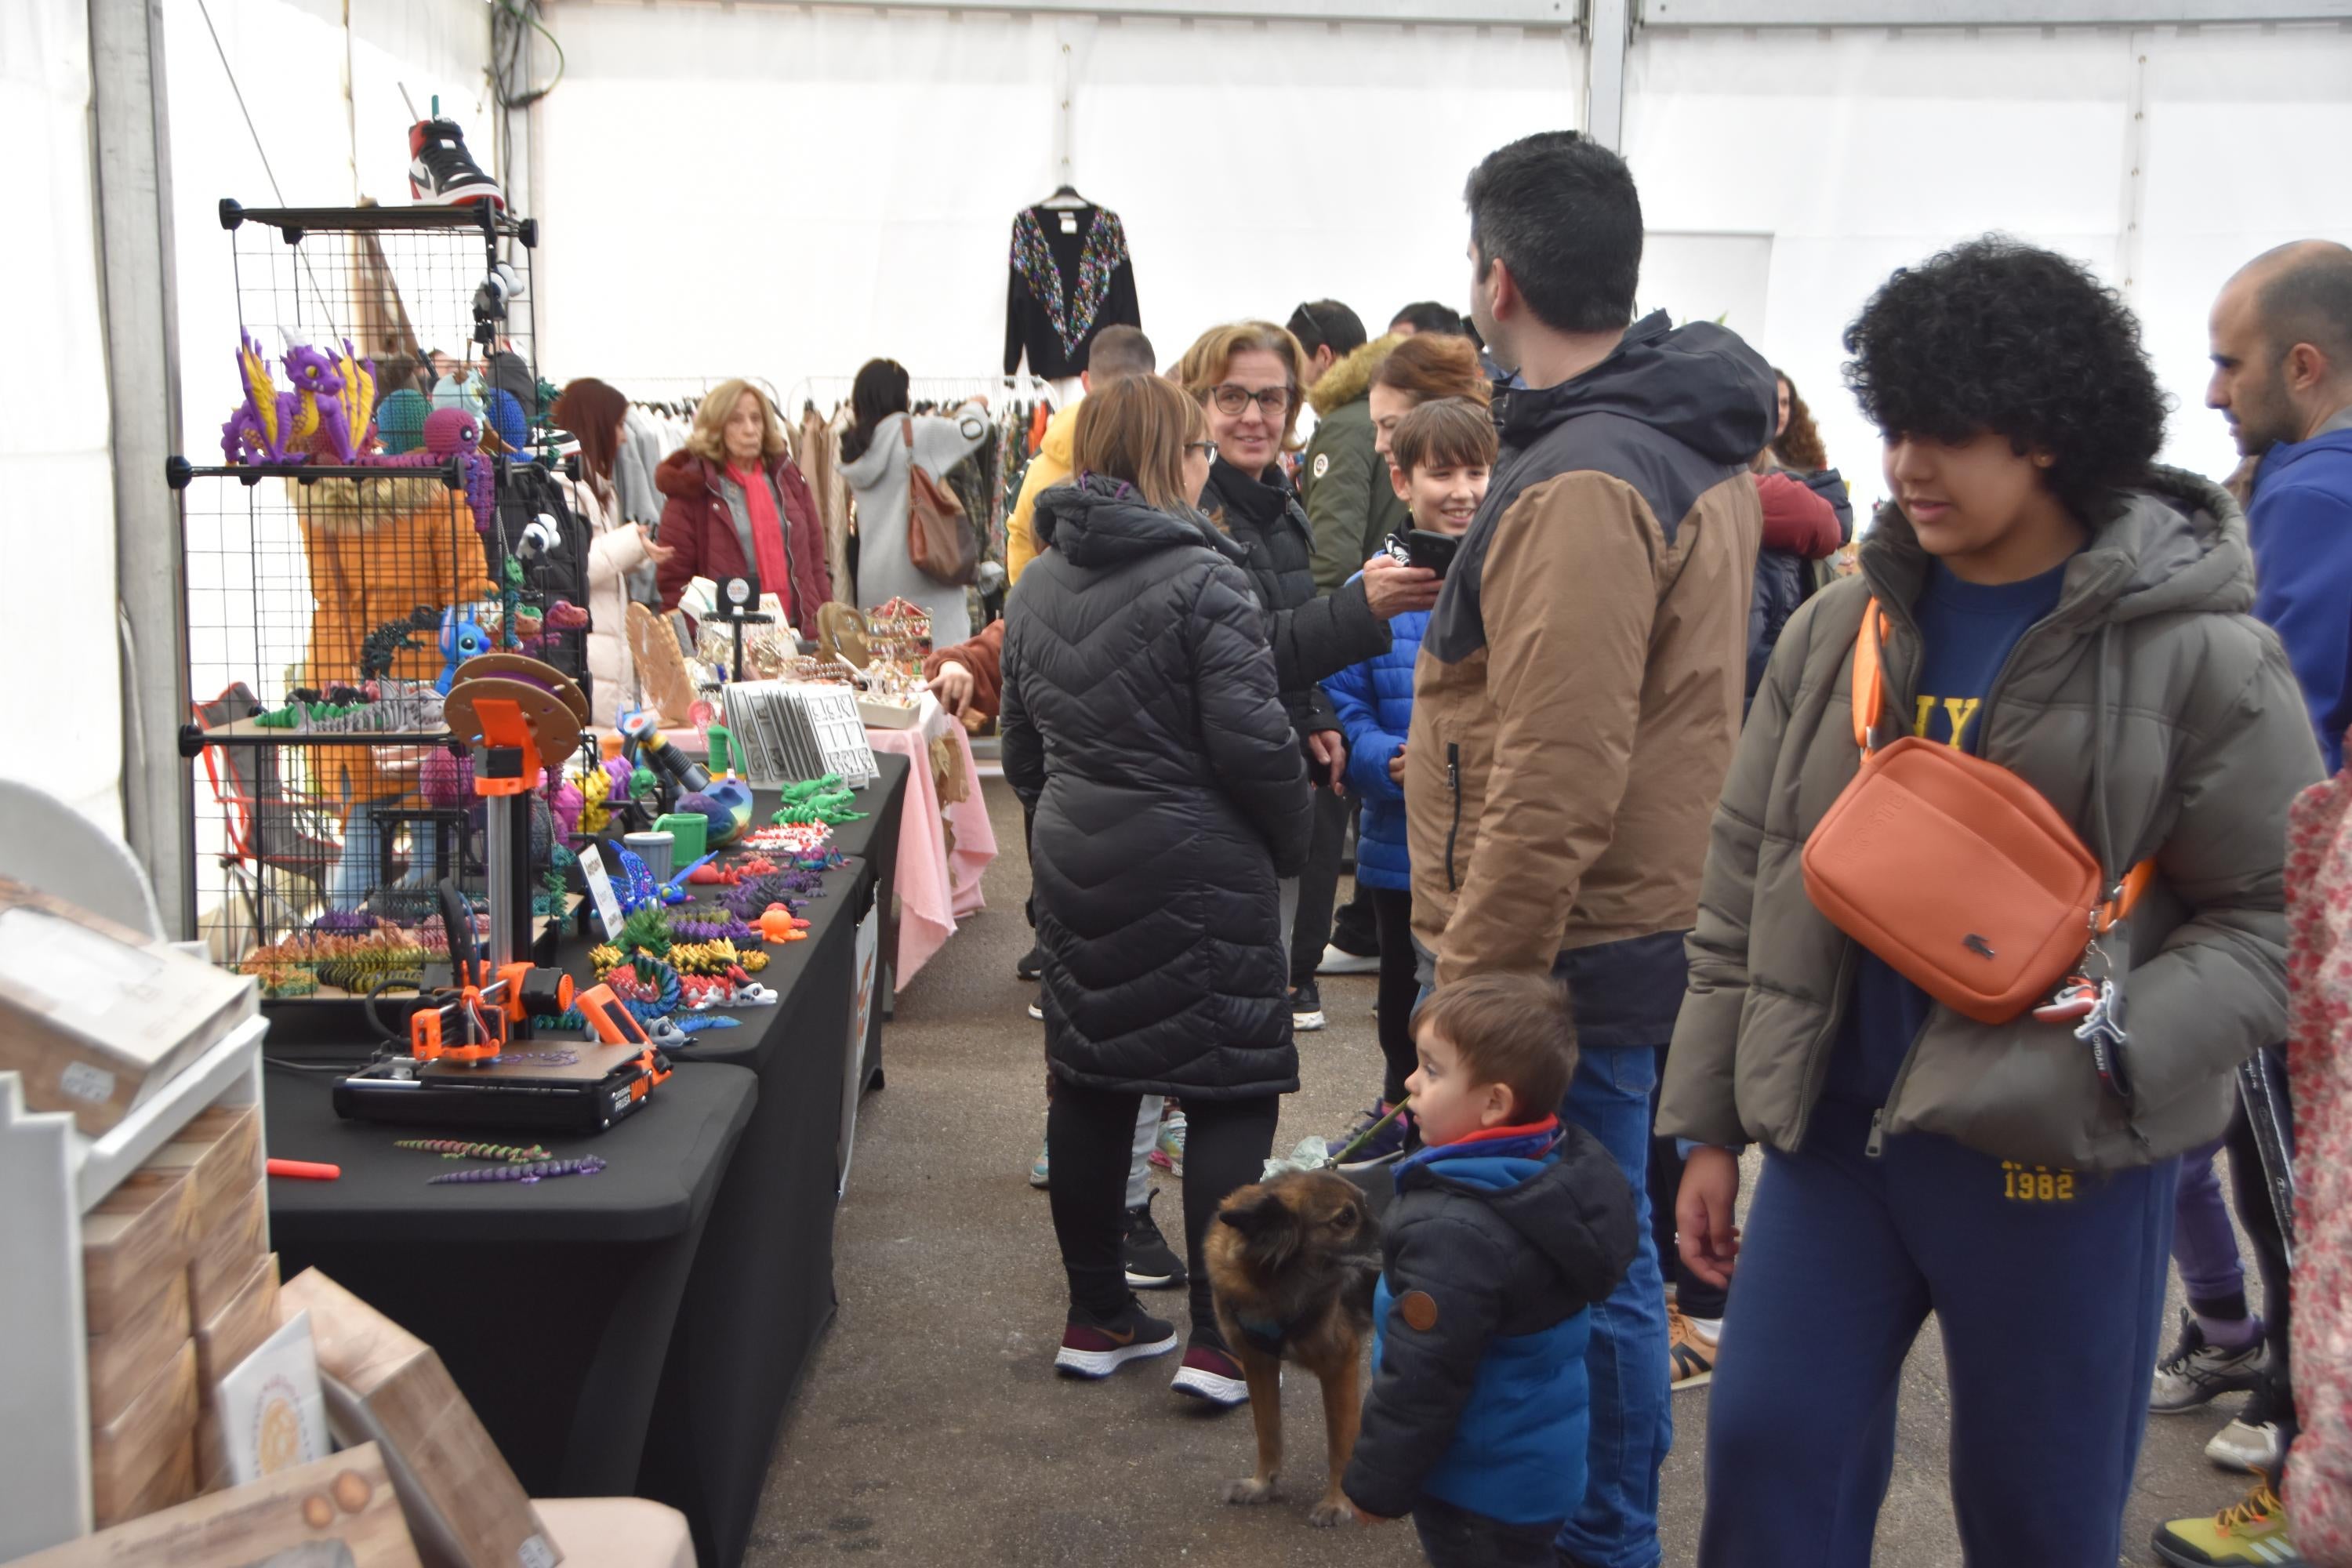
[1203,1170,1381,1526]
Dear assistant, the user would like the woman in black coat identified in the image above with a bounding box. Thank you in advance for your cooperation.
[1174,321,1436,1030]
[1000,376,1313,1406]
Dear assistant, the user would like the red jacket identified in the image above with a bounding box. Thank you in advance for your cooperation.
[655,449,833,630]
[1755,470,1841,560]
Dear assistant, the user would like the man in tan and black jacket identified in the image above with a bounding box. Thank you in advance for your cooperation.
[1404,132,1773,1568]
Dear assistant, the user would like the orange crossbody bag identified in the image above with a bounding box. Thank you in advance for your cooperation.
[1799,600,2153,1025]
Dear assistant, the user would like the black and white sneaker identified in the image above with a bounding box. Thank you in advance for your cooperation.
[1290,979,1327,1033]
[1028,990,1045,1022]
[1016,944,1044,982]
[1054,1295,1178,1379]
[408,118,503,207]
[1123,1193,1186,1290]
[2150,1310,2267,1414]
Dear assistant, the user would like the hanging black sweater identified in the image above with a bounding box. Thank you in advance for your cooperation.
[1002,203,1142,379]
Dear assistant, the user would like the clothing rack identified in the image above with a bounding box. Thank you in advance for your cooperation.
[621,374,786,420]
[782,372,1058,414]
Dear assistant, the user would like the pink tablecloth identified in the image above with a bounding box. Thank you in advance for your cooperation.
[866,706,997,983]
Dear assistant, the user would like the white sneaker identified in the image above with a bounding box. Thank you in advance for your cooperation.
[2151,1312,2267,1414]
[2206,1417,2289,1474]
[1028,993,1045,1022]
[1316,942,1379,976]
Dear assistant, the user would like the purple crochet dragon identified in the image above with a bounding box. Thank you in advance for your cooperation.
[221,334,379,465]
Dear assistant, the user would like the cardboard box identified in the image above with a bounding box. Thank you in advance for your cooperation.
[88,1268,191,1428]
[90,1339,196,1523]
[143,1103,263,1234]
[98,1434,195,1530]
[281,1269,560,1568]
[189,1181,268,1321]
[13,1442,423,1568]
[0,879,256,1136]
[82,1169,196,1334]
[194,1250,281,1392]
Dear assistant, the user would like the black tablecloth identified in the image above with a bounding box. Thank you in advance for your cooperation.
[264,1060,755,1497]
[626,855,871,1568]
[829,750,908,1083]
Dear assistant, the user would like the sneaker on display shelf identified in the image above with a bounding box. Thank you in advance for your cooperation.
[1316,942,1380,977]
[1122,1193,1186,1290]
[407,118,503,208]
[1054,1296,1178,1380]
[1290,980,1327,1034]
[2151,1310,2267,1414]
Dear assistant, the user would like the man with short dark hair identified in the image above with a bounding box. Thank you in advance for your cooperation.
[1390,300,1468,338]
[1007,325,1154,586]
[1287,299,1367,390]
[1405,130,1773,1568]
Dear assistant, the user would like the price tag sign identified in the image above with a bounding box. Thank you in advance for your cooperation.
[577,844,626,938]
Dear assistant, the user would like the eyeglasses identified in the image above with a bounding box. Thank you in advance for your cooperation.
[1186,441,1218,458]
[1210,383,1292,418]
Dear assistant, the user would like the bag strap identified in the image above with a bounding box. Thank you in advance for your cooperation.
[1849,596,2152,932]
[901,416,914,458]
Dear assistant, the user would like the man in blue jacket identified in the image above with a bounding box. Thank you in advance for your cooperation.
[2150,239,2352,1568]
[2209,240,2352,767]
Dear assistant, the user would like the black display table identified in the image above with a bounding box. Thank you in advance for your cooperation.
[829,750,908,1085]
[259,757,909,1568]
[263,1061,755,1497]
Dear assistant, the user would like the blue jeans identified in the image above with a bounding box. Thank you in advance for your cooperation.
[1554,1044,1671,1568]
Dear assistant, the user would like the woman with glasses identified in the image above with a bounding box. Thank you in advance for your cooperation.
[1000,374,1313,1404]
[1174,323,1439,1042]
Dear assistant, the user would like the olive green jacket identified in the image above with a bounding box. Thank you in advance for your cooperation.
[1657,469,2321,1171]
[1301,336,1411,593]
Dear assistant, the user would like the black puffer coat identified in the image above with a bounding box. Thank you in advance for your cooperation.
[1200,459,1390,738]
[1002,476,1316,1099]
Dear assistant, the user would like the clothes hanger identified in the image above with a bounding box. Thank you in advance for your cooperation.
[1040,184,1090,210]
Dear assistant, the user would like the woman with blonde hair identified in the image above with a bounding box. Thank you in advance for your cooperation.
[1002,373,1313,1404]
[1179,321,1434,1036]
[653,379,831,633]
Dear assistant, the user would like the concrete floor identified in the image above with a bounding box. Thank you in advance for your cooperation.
[748,775,2270,1566]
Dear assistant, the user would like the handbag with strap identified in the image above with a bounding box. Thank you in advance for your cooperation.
[1800,597,2154,1026]
[902,419,979,586]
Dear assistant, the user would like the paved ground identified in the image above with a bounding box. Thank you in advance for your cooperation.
[748,776,2268,1566]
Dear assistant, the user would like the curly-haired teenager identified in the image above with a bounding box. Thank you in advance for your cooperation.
[1657,237,2322,1566]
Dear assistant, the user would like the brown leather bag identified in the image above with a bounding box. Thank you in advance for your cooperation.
[902,419,979,586]
[1800,599,2152,1025]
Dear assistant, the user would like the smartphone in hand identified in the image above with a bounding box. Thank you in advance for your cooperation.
[1384,530,1461,579]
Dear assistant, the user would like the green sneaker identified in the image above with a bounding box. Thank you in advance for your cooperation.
[2151,1479,2307,1566]
[1029,1138,1050,1189]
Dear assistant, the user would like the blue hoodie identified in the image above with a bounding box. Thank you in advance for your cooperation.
[1342,1120,1638,1525]
[2249,418,2352,771]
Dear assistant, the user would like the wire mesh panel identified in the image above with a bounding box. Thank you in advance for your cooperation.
[174,202,593,978]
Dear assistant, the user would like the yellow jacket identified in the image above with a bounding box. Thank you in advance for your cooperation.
[1006,402,1080,583]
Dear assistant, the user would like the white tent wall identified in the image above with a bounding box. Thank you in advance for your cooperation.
[162,0,493,467]
[5,0,126,836]
[532,4,1581,390]
[1624,20,2352,518]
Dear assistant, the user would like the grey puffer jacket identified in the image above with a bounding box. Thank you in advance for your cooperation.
[1658,468,2321,1171]
[1002,475,1314,1100]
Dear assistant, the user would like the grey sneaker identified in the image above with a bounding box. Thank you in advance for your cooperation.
[2150,1311,2267,1414]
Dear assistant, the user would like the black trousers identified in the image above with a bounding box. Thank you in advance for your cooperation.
[1331,804,1379,954]
[1412,1497,1563,1568]
[1290,786,1350,987]
[1650,1043,1730,1319]
[1371,887,1420,1107]
[2224,1044,2297,1442]
[1047,1081,1280,1337]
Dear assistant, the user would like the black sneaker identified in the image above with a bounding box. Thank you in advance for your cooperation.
[1291,979,1327,1033]
[1016,944,1044,982]
[1123,1192,1186,1289]
[1054,1295,1178,1378]
[408,117,503,207]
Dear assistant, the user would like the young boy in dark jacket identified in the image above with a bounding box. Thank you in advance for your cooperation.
[1342,974,1638,1567]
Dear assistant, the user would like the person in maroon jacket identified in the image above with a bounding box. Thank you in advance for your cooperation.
[655,379,831,631]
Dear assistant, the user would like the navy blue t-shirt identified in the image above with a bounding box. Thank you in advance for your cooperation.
[1824,557,2072,1106]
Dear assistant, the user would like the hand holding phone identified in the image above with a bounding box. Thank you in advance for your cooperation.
[1382,530,1461,579]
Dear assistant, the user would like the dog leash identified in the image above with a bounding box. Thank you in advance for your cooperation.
[1326,1098,1414,1168]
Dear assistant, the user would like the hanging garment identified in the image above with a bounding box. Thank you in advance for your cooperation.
[800,404,852,603]
[1003,203,1140,379]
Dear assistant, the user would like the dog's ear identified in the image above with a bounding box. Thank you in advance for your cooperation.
[1219,1190,1301,1274]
